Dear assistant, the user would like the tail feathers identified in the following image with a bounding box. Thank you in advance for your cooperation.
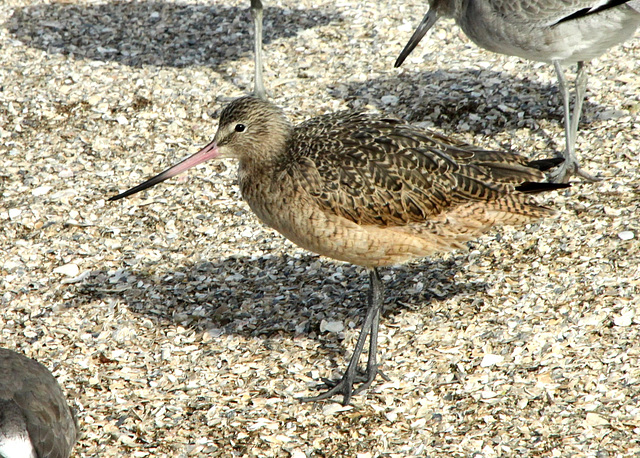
[527,157,564,172]
[517,182,570,194]
[484,195,557,221]
[475,161,544,183]
[467,155,565,184]
[473,156,569,191]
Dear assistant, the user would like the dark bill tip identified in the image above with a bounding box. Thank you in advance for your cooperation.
[108,168,175,201]
[109,140,220,201]
[394,9,439,68]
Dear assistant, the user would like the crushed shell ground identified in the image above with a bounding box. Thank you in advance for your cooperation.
[1,0,639,456]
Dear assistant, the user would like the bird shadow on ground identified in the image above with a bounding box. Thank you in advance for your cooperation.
[335,68,603,152]
[71,251,484,346]
[4,1,342,71]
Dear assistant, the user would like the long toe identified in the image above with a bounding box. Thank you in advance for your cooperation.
[575,167,601,182]
[548,160,571,183]
[301,375,356,405]
[320,369,387,389]
[352,365,381,396]
[302,366,387,403]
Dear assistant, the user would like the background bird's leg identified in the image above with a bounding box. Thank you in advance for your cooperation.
[551,60,574,182]
[250,0,266,99]
[551,61,597,182]
[570,62,586,146]
[301,268,385,405]
[571,62,599,181]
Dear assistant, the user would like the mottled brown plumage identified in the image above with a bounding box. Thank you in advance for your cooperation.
[0,348,78,458]
[110,96,568,404]
[220,97,560,267]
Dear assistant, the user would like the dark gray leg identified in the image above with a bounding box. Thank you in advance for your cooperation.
[301,268,385,405]
[353,270,384,395]
[250,0,266,99]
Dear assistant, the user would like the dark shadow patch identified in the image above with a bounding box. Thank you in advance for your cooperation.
[5,1,342,69]
[336,68,602,145]
[68,252,476,345]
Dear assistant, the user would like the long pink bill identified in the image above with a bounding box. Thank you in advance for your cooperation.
[109,140,220,201]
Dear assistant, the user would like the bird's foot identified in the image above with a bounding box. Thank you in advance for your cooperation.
[548,158,600,183]
[353,367,390,396]
[575,167,601,183]
[300,373,357,405]
[300,366,387,405]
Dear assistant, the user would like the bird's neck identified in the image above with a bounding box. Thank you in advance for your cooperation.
[239,126,293,173]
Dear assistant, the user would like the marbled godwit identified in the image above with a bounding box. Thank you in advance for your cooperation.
[395,0,640,182]
[110,96,568,404]
[0,348,78,458]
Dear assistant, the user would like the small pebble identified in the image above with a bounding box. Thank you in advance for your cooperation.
[32,185,52,196]
[53,263,80,277]
[322,403,352,416]
[481,390,499,399]
[61,270,91,285]
[381,95,399,105]
[319,320,344,333]
[618,231,634,240]
[481,354,504,367]
[585,413,608,427]
[613,309,634,327]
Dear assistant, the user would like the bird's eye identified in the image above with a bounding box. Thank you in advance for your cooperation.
[235,124,246,132]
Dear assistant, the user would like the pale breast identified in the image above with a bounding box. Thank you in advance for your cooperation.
[238,163,506,268]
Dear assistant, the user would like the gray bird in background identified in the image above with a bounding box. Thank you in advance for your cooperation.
[395,0,640,182]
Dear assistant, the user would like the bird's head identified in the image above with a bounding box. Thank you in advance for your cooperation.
[109,96,292,201]
[213,96,292,163]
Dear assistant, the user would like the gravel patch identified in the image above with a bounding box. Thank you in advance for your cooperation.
[1,0,639,456]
